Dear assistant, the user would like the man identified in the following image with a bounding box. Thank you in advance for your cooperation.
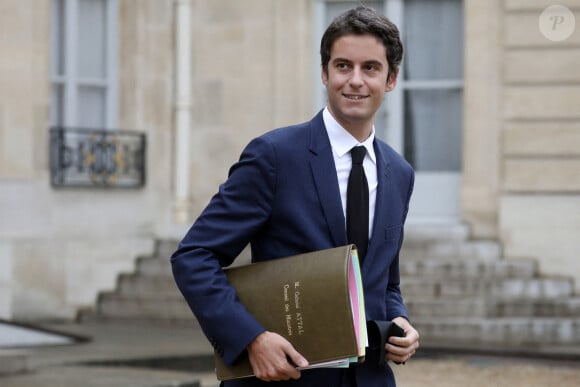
[171,6,419,386]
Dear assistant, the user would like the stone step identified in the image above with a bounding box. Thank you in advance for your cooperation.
[151,240,506,270]
[117,274,179,297]
[0,350,30,376]
[403,222,471,243]
[400,257,538,278]
[154,239,179,260]
[494,298,580,318]
[414,317,580,345]
[400,240,502,260]
[407,299,488,318]
[407,297,580,318]
[138,247,252,276]
[402,277,574,299]
[87,238,580,352]
[136,256,173,277]
[97,293,192,321]
[499,277,575,299]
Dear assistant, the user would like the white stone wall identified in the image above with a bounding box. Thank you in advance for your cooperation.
[500,0,580,291]
[0,0,173,320]
[500,196,580,287]
[0,0,52,319]
[0,164,160,320]
[463,0,580,290]
[187,0,315,216]
[0,240,12,319]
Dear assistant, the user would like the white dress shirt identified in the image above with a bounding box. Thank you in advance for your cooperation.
[323,107,378,237]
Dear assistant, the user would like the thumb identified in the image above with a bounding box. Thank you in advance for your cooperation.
[284,344,309,368]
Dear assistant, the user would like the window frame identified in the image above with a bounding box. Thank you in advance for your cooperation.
[50,0,119,130]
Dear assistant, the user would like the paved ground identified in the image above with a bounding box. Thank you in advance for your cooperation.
[0,321,216,387]
[393,355,580,387]
[1,321,580,386]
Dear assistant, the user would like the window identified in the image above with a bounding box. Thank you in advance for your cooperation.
[402,0,463,172]
[50,0,118,129]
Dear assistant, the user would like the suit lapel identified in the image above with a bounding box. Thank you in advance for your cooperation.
[308,112,347,247]
[365,141,392,265]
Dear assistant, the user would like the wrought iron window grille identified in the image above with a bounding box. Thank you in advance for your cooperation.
[49,127,146,189]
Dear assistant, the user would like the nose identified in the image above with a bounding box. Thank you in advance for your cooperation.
[349,67,364,88]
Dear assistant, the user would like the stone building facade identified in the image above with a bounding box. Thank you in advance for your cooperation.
[0,0,578,321]
[464,0,580,287]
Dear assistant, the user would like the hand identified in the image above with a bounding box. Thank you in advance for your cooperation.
[247,331,309,381]
[385,317,420,364]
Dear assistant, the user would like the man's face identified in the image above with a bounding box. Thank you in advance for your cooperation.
[322,34,396,136]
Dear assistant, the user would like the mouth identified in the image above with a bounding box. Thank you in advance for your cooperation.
[343,94,369,100]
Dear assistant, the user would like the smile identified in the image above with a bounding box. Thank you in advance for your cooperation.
[343,94,369,100]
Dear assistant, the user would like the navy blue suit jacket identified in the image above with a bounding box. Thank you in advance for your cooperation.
[171,111,415,386]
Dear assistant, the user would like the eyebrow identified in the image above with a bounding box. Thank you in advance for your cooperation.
[363,60,384,68]
[331,58,385,67]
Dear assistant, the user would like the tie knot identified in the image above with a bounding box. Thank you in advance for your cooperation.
[351,146,366,165]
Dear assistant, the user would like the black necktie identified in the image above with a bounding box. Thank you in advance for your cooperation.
[347,146,369,261]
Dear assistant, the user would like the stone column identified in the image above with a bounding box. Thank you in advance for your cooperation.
[0,241,12,319]
[461,0,502,238]
[173,0,193,224]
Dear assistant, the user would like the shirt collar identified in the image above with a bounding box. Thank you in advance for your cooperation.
[323,107,376,164]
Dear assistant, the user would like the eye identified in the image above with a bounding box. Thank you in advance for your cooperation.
[335,62,351,71]
[365,63,378,72]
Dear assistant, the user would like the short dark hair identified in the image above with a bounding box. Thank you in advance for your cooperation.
[320,6,404,82]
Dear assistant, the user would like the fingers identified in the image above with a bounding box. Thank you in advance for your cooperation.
[385,320,420,364]
[388,329,419,351]
[253,355,302,381]
[247,331,308,381]
[260,339,308,381]
[385,342,418,363]
[385,342,414,363]
[286,344,309,369]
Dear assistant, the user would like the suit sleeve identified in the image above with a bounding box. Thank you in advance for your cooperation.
[171,137,276,366]
[385,168,415,321]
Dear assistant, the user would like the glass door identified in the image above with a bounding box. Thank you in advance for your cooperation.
[399,0,463,221]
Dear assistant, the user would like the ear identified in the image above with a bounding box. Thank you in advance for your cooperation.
[321,67,329,86]
[385,69,398,92]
